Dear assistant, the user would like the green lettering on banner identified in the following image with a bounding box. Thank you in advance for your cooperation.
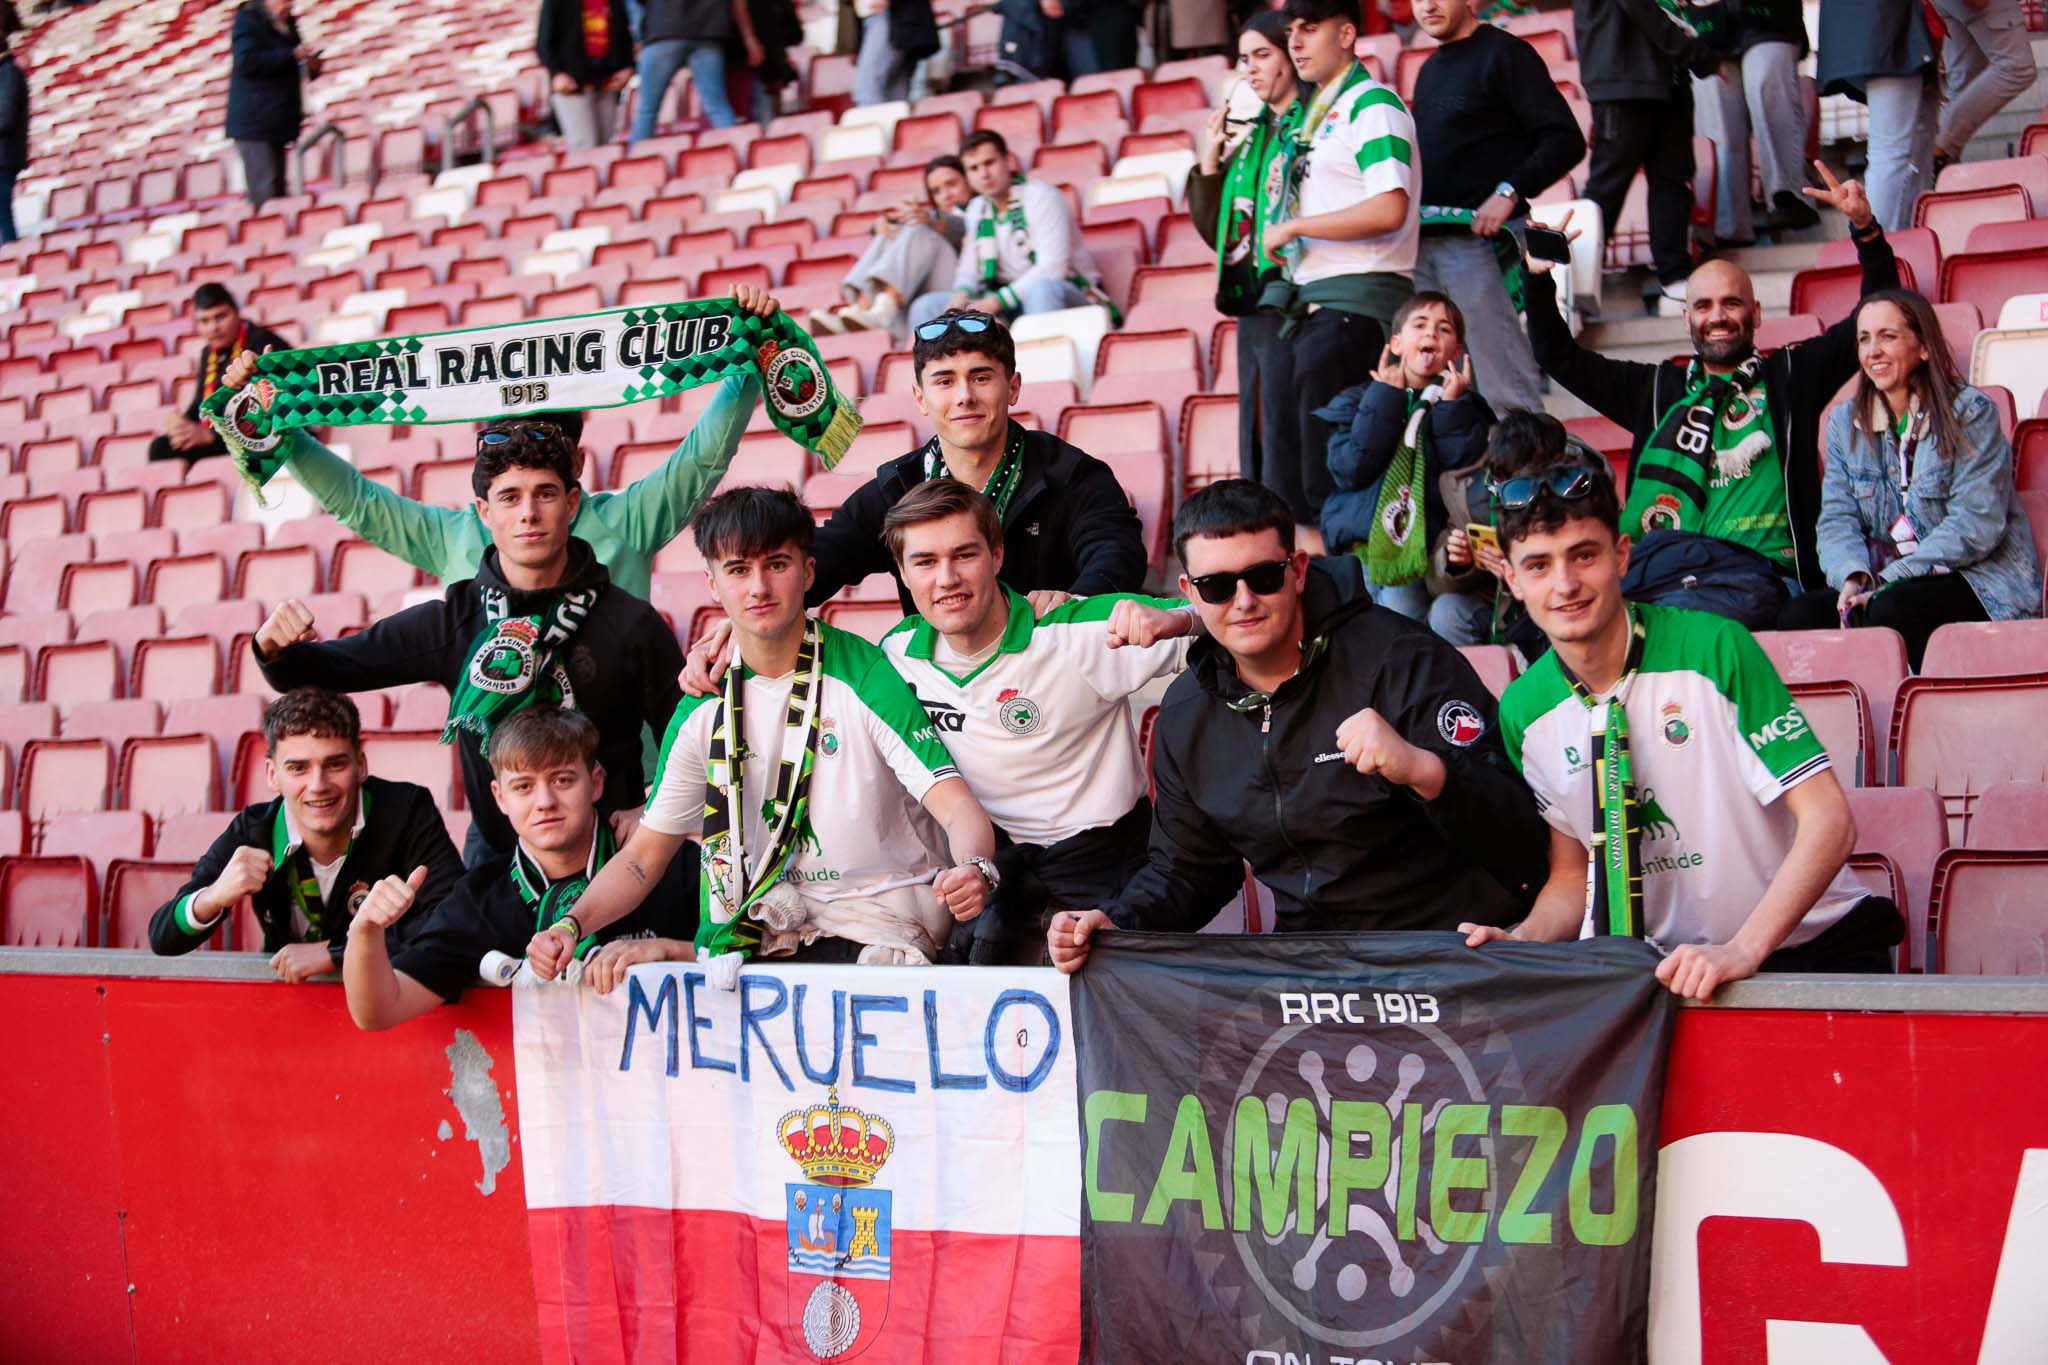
[1429,1104,1491,1243]
[1231,1095,1318,1236]
[1396,1101,1422,1239]
[1327,1100,1391,1236]
[1142,1094,1223,1230]
[1498,1105,1567,1245]
[1083,1089,1146,1223]
[1568,1103,1640,1246]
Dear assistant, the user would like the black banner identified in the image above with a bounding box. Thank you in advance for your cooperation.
[1072,931,1677,1365]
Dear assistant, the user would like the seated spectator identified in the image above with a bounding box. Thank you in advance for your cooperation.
[0,1,26,247]
[1779,290,2041,668]
[1410,0,1584,415]
[1573,0,1726,313]
[218,284,781,599]
[1522,170,1896,626]
[252,418,684,867]
[528,486,998,980]
[1047,479,1549,973]
[1817,0,1938,232]
[536,0,634,151]
[149,689,464,982]
[1692,0,1817,243]
[878,479,1198,963]
[632,0,758,138]
[851,0,935,108]
[1186,10,1304,487]
[1470,450,1904,996]
[909,130,1108,330]
[1318,291,1494,632]
[1260,0,1421,552]
[1932,0,2035,174]
[342,708,699,1029]
[153,284,287,463]
[813,155,969,338]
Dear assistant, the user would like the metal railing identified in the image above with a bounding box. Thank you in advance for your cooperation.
[441,96,497,169]
[296,122,348,195]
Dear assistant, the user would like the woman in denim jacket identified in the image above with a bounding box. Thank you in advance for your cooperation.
[1782,289,2040,668]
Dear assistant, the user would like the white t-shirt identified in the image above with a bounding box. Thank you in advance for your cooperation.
[882,591,1190,846]
[1293,66,1420,283]
[644,622,961,902]
[1499,604,1868,951]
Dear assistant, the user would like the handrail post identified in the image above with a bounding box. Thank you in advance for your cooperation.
[442,97,497,168]
[296,122,348,196]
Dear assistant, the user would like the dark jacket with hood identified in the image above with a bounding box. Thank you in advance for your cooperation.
[226,0,308,146]
[148,776,464,960]
[1316,380,1495,558]
[536,0,636,86]
[1522,224,1900,591]
[256,539,685,855]
[1571,0,1727,103]
[808,426,1149,612]
[1107,557,1547,935]
[1817,0,1937,98]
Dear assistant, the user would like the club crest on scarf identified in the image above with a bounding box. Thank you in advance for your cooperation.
[761,341,829,422]
[781,1087,895,1359]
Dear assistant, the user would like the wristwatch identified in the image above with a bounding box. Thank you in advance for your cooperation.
[1493,182,1520,205]
[962,856,1001,893]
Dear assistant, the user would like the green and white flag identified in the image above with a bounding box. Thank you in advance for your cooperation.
[201,298,862,491]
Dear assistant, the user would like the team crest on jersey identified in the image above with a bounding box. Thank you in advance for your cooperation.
[782,1087,894,1359]
[760,342,829,422]
[346,882,370,915]
[1437,699,1485,747]
[819,716,839,757]
[995,687,1042,736]
[1659,699,1693,749]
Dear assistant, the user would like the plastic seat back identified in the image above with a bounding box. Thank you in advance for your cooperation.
[119,734,221,825]
[1845,786,1948,970]
[0,855,97,946]
[1931,851,2048,973]
[1969,782,2048,849]
[1921,620,2048,678]
[1893,674,2048,842]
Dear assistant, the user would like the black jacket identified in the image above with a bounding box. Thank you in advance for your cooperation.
[808,429,1149,611]
[390,838,698,1004]
[0,53,27,174]
[148,776,465,961]
[1412,23,1586,209]
[536,0,635,85]
[225,1,307,146]
[1523,225,1900,591]
[643,0,733,45]
[1317,381,1494,557]
[183,319,288,422]
[1108,559,1547,934]
[1735,0,1808,58]
[257,540,686,855]
[1571,0,1725,103]
[1817,0,1936,98]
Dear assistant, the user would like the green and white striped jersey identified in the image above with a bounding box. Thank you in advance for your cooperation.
[1497,603,1867,951]
[643,619,960,902]
[882,589,1189,845]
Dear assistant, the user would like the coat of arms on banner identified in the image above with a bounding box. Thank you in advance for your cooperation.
[781,1087,894,1359]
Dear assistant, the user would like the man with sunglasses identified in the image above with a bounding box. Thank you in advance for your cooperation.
[253,416,686,867]
[1467,451,1900,998]
[1048,479,1548,973]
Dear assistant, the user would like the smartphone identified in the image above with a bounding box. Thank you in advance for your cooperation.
[1466,523,1501,556]
[1522,224,1572,265]
[1224,76,1263,127]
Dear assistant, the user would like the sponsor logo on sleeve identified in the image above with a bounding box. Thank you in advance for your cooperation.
[1747,707,1811,749]
[1436,700,1485,747]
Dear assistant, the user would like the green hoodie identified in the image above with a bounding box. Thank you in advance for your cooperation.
[280,374,761,598]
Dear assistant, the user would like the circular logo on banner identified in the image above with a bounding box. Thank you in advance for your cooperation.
[1643,492,1684,534]
[763,345,829,422]
[801,1281,860,1359]
[1436,699,1485,747]
[471,620,539,695]
[222,386,284,453]
[996,688,1042,736]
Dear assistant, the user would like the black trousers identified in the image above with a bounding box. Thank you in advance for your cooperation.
[1778,572,1988,671]
[1761,895,1905,974]
[1237,309,1291,487]
[149,431,227,463]
[950,800,1154,966]
[1585,94,1696,286]
[1279,307,1383,528]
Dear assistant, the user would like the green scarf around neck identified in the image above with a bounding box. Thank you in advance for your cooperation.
[1215,98,1305,316]
[443,581,596,747]
[1561,607,1649,939]
[510,820,614,961]
[1624,351,1770,539]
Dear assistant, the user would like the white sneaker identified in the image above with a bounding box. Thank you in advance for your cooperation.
[841,292,901,333]
[1656,282,1688,318]
[809,307,848,335]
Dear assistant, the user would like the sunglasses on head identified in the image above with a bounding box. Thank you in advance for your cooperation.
[1186,557,1292,605]
[1489,464,1603,510]
[914,314,996,343]
[478,423,561,448]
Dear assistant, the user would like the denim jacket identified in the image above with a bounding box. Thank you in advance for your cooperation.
[1817,387,2041,621]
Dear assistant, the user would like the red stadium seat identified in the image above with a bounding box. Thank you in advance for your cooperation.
[1845,786,1947,971]
[1913,184,2030,258]
[0,644,28,705]
[1096,328,1203,385]
[1754,627,1909,770]
[66,699,162,753]
[58,560,137,616]
[1457,646,1517,699]
[1933,154,2048,208]
[1778,679,1873,787]
[818,600,905,644]
[144,553,228,613]
[1051,90,1125,142]
[1058,402,1168,459]
[1931,850,2048,974]
[1921,620,2048,678]
[1970,781,2048,849]
[19,737,113,823]
[1178,394,1242,495]
[1940,247,2048,328]
[0,856,97,946]
[1132,78,1209,130]
[42,810,148,886]
[118,734,220,826]
[2014,421,2048,491]
[35,640,122,706]
[154,482,232,531]
[0,700,58,755]
[1892,673,2048,842]
[361,730,460,808]
[104,859,194,950]
[76,488,149,538]
[129,636,221,704]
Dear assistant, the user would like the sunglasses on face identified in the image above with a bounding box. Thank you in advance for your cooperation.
[1187,557,1292,605]
[914,315,996,342]
[1489,464,1602,510]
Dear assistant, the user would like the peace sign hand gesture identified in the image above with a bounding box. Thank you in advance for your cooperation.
[1801,160,1875,232]
[1370,344,1406,389]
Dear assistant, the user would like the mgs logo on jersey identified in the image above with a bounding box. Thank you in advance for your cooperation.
[781,1087,895,1360]
[995,687,1043,736]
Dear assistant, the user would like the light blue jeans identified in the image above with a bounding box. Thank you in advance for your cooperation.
[908,279,1088,329]
[633,38,737,141]
[1428,590,1495,647]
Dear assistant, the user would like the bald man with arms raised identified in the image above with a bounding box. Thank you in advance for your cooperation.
[1521,164,1897,617]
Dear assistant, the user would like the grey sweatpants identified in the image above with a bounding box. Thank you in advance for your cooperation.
[1691,41,1806,240]
[843,223,958,309]
[1414,232,1544,419]
[1934,0,2036,157]
[551,89,621,152]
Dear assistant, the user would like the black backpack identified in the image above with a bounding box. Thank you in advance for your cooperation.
[1621,529,1791,631]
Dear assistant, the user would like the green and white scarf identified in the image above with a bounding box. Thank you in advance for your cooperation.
[442,582,595,746]
[1419,205,1525,312]
[510,821,613,962]
[1362,388,1434,588]
[201,298,861,493]
[1268,60,1371,275]
[972,183,1122,322]
[1561,607,1648,939]
[922,421,1025,521]
[1624,351,1770,539]
[1215,98,1305,315]
[695,619,825,961]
